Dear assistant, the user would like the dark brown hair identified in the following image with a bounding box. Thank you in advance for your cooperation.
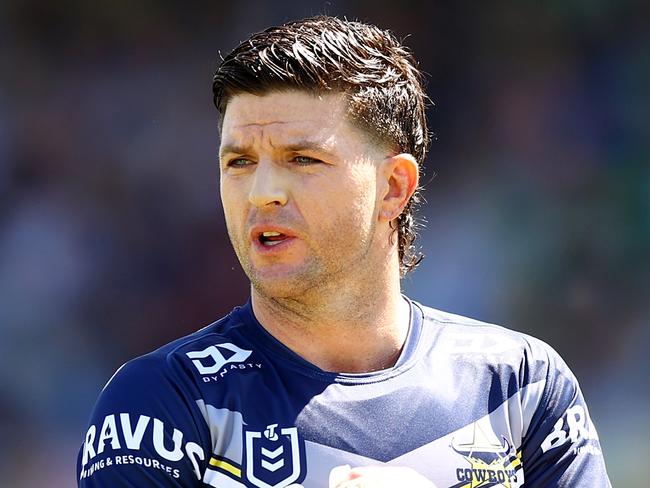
[213,15,429,275]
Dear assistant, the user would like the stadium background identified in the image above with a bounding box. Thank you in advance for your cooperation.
[1,1,648,486]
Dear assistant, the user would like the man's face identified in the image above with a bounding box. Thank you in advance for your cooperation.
[219,90,391,299]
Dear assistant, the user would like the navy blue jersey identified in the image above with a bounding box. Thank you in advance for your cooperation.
[77,299,611,487]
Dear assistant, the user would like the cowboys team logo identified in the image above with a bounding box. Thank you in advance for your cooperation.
[451,423,523,488]
[244,423,304,488]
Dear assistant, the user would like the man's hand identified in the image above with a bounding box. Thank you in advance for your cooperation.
[328,464,437,487]
[285,464,437,488]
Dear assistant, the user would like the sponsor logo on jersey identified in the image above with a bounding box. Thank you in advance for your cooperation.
[79,413,205,481]
[243,423,304,488]
[540,405,601,455]
[451,423,522,488]
[186,342,262,382]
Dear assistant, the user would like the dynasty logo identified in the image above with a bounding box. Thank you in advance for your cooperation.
[185,342,262,382]
[451,423,522,488]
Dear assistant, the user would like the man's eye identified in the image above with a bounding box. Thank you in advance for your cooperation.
[227,158,253,168]
[293,156,319,166]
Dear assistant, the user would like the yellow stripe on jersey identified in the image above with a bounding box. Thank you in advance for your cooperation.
[209,457,242,478]
[508,450,522,470]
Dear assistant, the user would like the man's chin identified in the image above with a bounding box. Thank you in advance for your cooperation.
[249,267,320,300]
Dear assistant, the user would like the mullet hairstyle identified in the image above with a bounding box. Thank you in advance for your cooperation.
[212,15,429,276]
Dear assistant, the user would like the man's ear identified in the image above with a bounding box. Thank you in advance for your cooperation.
[379,153,419,222]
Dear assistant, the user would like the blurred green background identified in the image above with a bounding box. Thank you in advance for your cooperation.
[1,1,648,486]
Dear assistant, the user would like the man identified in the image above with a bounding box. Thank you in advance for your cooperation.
[77,16,611,488]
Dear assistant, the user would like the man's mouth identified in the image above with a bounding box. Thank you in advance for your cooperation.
[258,230,289,247]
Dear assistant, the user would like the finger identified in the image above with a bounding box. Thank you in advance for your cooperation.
[329,464,353,487]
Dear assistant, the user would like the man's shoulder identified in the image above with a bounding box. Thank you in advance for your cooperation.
[417,302,538,341]
[415,301,562,372]
[77,311,250,486]
[155,305,249,355]
[101,306,250,395]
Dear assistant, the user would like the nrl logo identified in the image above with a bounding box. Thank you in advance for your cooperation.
[244,423,304,488]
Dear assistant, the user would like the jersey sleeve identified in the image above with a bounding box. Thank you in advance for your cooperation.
[520,340,611,487]
[77,353,212,487]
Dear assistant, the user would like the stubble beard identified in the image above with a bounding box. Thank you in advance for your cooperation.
[231,217,378,308]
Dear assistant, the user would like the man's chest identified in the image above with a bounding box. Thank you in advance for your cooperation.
[198,374,529,488]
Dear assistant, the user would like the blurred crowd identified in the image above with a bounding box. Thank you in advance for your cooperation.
[1,1,648,486]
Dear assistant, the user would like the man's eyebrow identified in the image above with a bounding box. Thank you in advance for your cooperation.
[219,140,336,158]
[219,144,249,158]
[283,140,335,155]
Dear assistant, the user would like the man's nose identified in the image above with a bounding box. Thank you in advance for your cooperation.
[248,160,288,208]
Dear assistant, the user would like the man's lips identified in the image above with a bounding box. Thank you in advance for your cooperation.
[249,225,297,251]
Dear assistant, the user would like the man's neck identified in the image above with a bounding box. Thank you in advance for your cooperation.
[250,274,410,373]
